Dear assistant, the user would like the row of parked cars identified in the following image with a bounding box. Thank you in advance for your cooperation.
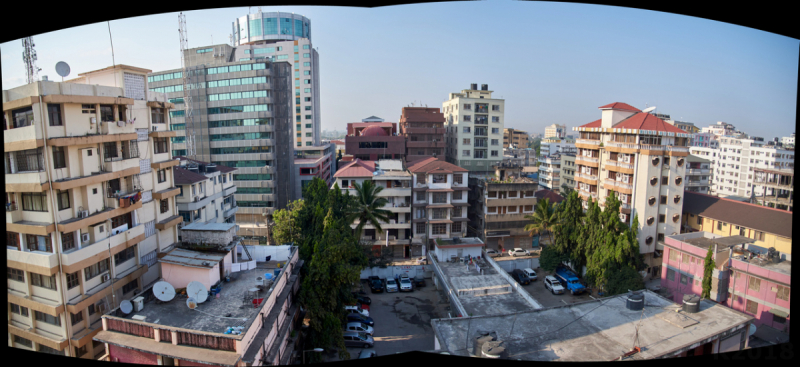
[344,292,377,358]
[485,248,536,257]
[367,274,425,293]
[507,267,569,294]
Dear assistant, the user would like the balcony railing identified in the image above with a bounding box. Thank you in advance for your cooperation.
[576,138,601,146]
[576,172,598,181]
[576,156,599,164]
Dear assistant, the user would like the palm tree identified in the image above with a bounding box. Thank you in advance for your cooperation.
[347,180,392,240]
[524,198,560,246]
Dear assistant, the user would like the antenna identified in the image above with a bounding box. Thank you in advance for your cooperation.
[153,281,176,302]
[22,37,41,84]
[55,61,71,83]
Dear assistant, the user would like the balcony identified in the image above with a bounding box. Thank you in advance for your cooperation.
[575,138,601,147]
[539,165,560,173]
[103,156,140,173]
[60,224,145,273]
[404,127,446,135]
[665,146,689,154]
[575,172,598,183]
[475,105,489,113]
[5,170,50,192]
[686,180,709,187]
[484,212,528,222]
[685,168,710,175]
[58,200,142,233]
[3,124,42,152]
[152,187,181,200]
[7,247,59,276]
[578,190,598,202]
[223,205,239,218]
[48,132,138,147]
[6,203,22,222]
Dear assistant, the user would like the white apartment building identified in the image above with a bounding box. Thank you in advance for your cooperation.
[538,154,562,192]
[710,136,795,198]
[540,138,576,157]
[174,157,238,228]
[544,123,566,139]
[332,159,418,257]
[574,102,692,276]
[780,133,795,146]
[5,65,181,358]
[443,83,505,172]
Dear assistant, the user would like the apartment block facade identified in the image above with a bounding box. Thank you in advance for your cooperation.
[174,157,238,228]
[685,154,711,194]
[5,66,181,358]
[561,153,576,191]
[544,123,566,139]
[574,102,693,274]
[711,136,794,198]
[443,84,505,172]
[751,167,793,211]
[537,154,561,192]
[400,107,446,162]
[503,128,529,148]
[345,118,405,161]
[408,158,470,255]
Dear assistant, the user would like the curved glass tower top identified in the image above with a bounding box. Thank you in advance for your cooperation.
[233,12,311,46]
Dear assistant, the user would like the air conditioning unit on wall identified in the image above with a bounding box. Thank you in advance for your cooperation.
[81,233,90,243]
[102,274,110,282]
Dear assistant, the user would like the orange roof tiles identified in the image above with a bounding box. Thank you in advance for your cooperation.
[614,113,688,134]
[599,102,641,112]
[333,159,376,178]
[406,157,468,173]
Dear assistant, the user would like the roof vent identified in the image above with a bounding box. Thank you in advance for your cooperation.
[682,294,700,313]
[626,291,644,311]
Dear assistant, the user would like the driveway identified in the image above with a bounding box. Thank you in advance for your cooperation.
[523,269,596,308]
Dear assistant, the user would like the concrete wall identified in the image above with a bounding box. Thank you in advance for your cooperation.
[359,264,434,280]
[237,245,293,262]
[182,227,234,246]
[428,253,469,318]
[493,257,540,272]
[482,250,542,309]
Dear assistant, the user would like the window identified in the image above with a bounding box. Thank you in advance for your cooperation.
[755,231,765,241]
[416,223,426,234]
[661,176,668,185]
[50,146,67,170]
[452,222,462,233]
[668,249,678,262]
[463,127,471,133]
[659,214,665,223]
[64,271,81,290]
[745,299,759,314]
[10,303,29,317]
[432,223,447,235]
[303,53,310,58]
[26,234,52,252]
[697,216,702,225]
[22,192,48,212]
[57,190,70,211]
[667,268,675,281]
[717,221,723,231]
[491,139,499,145]
[62,232,76,252]
[160,199,169,214]
[453,174,463,184]
[491,151,498,157]
[114,245,136,266]
[84,259,109,281]
[13,335,33,348]
[154,138,168,154]
[31,272,58,290]
[682,253,690,264]
[35,311,62,326]
[416,192,425,201]
[775,285,789,301]
[680,273,689,285]
[657,233,665,242]
[157,169,167,183]
[433,193,447,203]
[122,279,139,294]
[748,276,761,292]
[492,128,499,134]
[463,138,471,145]
[8,267,25,282]
[71,311,84,326]
[463,150,470,156]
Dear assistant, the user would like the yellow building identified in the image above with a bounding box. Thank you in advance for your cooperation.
[503,128,530,148]
[681,191,792,255]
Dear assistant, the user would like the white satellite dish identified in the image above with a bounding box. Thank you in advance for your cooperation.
[120,300,133,314]
[55,61,71,78]
[187,281,208,304]
[187,297,197,309]
[642,106,656,114]
[748,323,757,337]
[153,281,176,302]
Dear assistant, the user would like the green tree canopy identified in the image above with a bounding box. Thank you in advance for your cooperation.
[539,245,571,272]
[271,199,304,245]
[524,198,560,245]
[603,262,645,296]
[701,245,716,299]
[347,180,392,239]
[551,190,584,268]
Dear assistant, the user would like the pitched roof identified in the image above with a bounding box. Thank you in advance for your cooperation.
[360,125,389,137]
[333,158,376,178]
[578,119,602,128]
[682,191,792,238]
[534,189,564,204]
[598,102,641,112]
[612,112,688,134]
[173,167,209,185]
[406,157,468,173]
[174,156,236,173]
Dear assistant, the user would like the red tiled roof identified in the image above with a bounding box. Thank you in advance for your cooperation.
[330,140,345,145]
[682,191,792,238]
[598,102,641,112]
[333,158,376,178]
[174,167,209,185]
[578,119,602,128]
[406,157,468,173]
[534,189,564,204]
[613,112,688,134]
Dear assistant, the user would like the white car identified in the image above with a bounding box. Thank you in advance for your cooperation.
[508,248,530,257]
[385,278,399,293]
[398,275,413,292]
[522,268,538,281]
[485,249,501,257]
[544,275,565,295]
[344,305,370,317]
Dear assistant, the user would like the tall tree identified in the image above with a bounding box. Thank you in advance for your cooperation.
[539,244,571,272]
[524,198,560,246]
[347,180,392,239]
[271,199,304,245]
[559,184,575,199]
[701,245,716,299]
[551,191,584,268]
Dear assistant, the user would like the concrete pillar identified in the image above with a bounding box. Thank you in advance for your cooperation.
[171,331,178,345]
[154,329,160,342]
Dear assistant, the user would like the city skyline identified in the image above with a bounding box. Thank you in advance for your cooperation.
[1,3,797,140]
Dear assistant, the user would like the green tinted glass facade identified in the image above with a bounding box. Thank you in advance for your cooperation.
[249,19,262,37]
[264,18,278,35]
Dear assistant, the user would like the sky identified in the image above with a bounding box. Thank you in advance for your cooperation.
[2,2,798,140]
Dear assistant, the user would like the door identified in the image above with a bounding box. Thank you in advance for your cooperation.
[404,245,410,258]
[457,248,463,259]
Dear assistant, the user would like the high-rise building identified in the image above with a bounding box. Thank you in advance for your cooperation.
[399,107,446,162]
[573,102,693,276]
[503,128,529,148]
[711,136,794,198]
[544,124,566,139]
[5,65,181,358]
[684,154,712,194]
[443,84,505,173]
[561,152,577,192]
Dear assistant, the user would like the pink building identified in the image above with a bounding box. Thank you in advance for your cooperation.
[662,232,790,336]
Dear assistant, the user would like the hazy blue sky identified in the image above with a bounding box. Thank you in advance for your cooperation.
[2,2,797,139]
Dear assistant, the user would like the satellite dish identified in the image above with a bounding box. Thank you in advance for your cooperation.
[55,61,71,78]
[187,281,208,304]
[187,297,198,309]
[642,106,656,114]
[153,281,176,302]
[748,324,757,337]
[120,300,133,314]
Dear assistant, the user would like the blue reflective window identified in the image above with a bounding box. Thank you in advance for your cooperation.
[264,18,278,35]
[281,18,292,35]
[241,64,253,71]
[240,58,251,61]
[275,55,288,60]
[294,54,299,61]
[229,65,241,72]
[254,47,275,54]
[303,62,310,67]
[249,19,262,37]
[304,22,310,38]
[253,63,266,70]
[197,48,213,54]
[244,50,251,54]
[294,46,298,52]
[303,44,310,50]
[294,19,303,37]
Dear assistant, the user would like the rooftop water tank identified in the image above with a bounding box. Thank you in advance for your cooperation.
[682,294,700,313]
[626,291,644,311]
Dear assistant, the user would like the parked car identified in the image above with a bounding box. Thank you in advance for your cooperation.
[344,321,374,336]
[359,348,378,358]
[544,275,565,295]
[345,305,369,317]
[485,249,501,257]
[413,274,426,287]
[345,300,370,312]
[368,276,384,293]
[522,268,538,281]
[508,248,530,257]
[351,293,372,305]
[385,278,399,293]
[509,269,531,285]
[343,331,374,348]
[554,265,587,295]
[347,313,374,326]
[398,274,413,292]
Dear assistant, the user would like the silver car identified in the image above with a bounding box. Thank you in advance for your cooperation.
[544,275,565,295]
[385,278,399,292]
[345,322,374,336]
[398,275,413,292]
[343,331,374,348]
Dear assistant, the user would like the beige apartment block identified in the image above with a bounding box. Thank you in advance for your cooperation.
[5,65,180,359]
[503,128,529,149]
[443,83,505,172]
[574,102,692,277]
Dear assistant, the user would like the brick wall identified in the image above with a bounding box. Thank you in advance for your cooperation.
[177,359,212,366]
[109,344,158,365]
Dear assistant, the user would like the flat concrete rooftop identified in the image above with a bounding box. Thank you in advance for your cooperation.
[117,261,285,334]
[682,235,755,252]
[438,259,533,316]
[432,290,753,361]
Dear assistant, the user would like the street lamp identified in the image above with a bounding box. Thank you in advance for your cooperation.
[302,348,324,364]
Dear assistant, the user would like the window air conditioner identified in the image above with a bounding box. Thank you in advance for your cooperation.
[152,126,158,132]
[79,210,89,218]
[102,274,110,282]
[90,117,96,124]
[81,233,90,243]
[194,197,200,202]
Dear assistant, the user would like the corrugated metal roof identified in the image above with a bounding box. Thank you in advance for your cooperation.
[160,248,226,268]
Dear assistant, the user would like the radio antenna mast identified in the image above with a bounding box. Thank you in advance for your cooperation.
[179,12,197,159]
[22,37,41,84]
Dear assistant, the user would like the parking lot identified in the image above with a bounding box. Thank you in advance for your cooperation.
[522,269,597,308]
[320,279,445,361]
